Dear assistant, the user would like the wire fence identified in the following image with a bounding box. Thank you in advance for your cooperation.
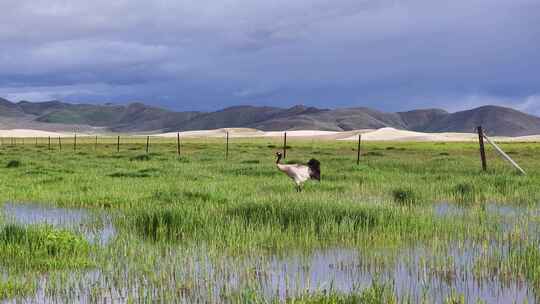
[0,132,366,163]
[0,132,317,159]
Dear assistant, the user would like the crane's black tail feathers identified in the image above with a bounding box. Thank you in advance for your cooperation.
[308,158,321,181]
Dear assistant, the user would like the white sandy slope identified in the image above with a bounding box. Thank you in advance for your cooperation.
[157,128,265,138]
[338,127,540,142]
[156,127,486,141]
[505,135,540,142]
[1,127,539,142]
[338,128,482,142]
[263,130,340,137]
[156,128,375,140]
[0,129,72,138]
[157,127,540,142]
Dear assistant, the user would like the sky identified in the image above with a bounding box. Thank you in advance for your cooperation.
[0,0,539,114]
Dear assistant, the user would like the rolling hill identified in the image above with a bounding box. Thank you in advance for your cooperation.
[421,105,540,136]
[0,98,539,136]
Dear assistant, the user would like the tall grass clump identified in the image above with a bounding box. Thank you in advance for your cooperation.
[506,243,540,291]
[130,154,151,161]
[228,201,382,232]
[129,199,444,249]
[0,224,93,272]
[131,206,210,241]
[108,171,150,178]
[0,278,36,301]
[365,151,384,157]
[226,200,439,247]
[452,182,476,203]
[6,160,21,168]
[392,188,419,206]
[282,281,396,303]
[151,189,228,206]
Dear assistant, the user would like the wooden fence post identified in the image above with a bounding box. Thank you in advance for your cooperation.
[48,136,51,151]
[477,126,487,171]
[95,136,98,150]
[283,132,287,159]
[177,133,181,156]
[117,135,120,152]
[226,131,229,159]
[146,136,149,153]
[73,134,77,151]
[356,134,362,165]
[58,137,62,151]
[35,137,37,146]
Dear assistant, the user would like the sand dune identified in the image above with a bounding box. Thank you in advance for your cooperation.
[0,129,72,138]
[263,130,340,137]
[506,135,540,142]
[1,127,539,142]
[339,128,482,142]
[157,128,264,138]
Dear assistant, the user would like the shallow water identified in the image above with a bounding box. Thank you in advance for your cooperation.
[434,201,540,218]
[435,201,540,238]
[8,245,534,303]
[1,202,116,245]
[2,202,538,303]
[231,245,533,303]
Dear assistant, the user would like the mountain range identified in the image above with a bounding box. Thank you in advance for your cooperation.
[1,97,539,136]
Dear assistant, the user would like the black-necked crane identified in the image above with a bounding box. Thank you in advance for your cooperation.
[275,152,320,192]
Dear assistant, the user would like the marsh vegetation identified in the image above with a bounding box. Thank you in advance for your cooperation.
[0,137,539,303]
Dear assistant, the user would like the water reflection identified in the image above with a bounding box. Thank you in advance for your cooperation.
[2,202,115,245]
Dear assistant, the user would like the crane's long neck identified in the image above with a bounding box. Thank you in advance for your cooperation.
[276,154,288,172]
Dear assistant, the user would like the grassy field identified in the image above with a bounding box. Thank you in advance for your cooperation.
[0,136,539,303]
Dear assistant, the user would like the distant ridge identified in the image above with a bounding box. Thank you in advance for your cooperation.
[0,98,539,136]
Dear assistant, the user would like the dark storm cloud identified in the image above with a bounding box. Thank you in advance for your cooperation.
[0,0,539,114]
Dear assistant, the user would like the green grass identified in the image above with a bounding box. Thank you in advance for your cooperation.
[0,278,36,300]
[0,224,94,272]
[284,281,396,304]
[505,243,540,291]
[0,137,539,302]
[5,159,20,168]
[391,187,419,205]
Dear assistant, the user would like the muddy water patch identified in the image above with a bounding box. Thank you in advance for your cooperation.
[1,202,116,245]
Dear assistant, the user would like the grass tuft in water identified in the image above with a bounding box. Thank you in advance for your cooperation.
[0,278,36,301]
[452,182,476,203]
[0,224,93,272]
[392,188,418,206]
[6,160,21,168]
[131,207,207,241]
[283,281,396,303]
